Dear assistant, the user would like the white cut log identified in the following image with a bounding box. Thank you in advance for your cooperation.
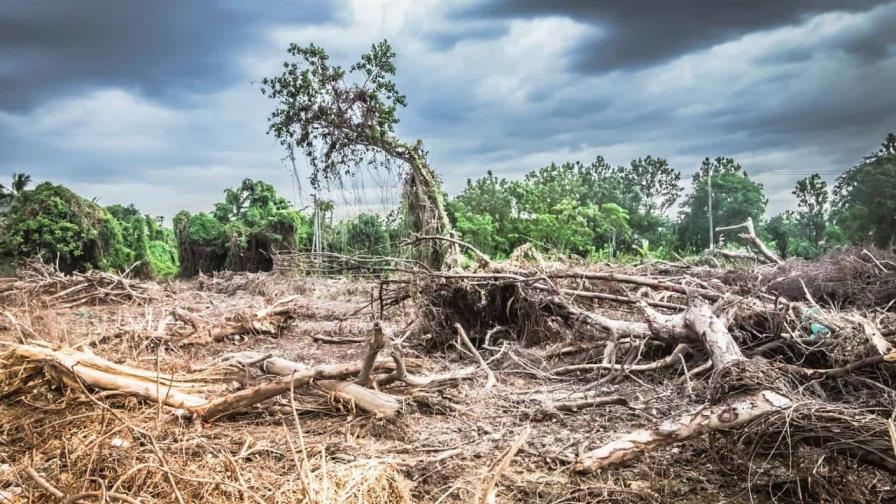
[575,390,792,472]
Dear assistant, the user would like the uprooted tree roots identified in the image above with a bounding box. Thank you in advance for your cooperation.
[398,248,896,481]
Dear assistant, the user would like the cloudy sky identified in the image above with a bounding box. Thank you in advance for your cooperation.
[1,0,894,220]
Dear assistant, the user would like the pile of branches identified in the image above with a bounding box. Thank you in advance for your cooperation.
[0,259,159,308]
[385,239,896,490]
[0,309,492,422]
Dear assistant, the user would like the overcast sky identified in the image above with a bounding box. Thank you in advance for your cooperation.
[1,0,894,220]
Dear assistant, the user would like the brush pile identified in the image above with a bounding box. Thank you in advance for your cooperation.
[1,247,895,502]
[0,260,159,308]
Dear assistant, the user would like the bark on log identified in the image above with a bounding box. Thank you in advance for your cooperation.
[575,389,792,472]
[222,352,401,418]
[6,344,211,409]
[357,322,387,386]
[684,299,744,369]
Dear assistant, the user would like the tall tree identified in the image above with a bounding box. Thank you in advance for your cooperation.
[622,156,682,215]
[261,40,452,266]
[448,171,515,256]
[678,157,768,250]
[834,133,896,248]
[792,173,828,247]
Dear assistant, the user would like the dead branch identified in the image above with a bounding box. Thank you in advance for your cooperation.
[575,389,793,472]
[474,426,530,504]
[716,217,783,265]
[454,323,496,390]
[310,333,366,344]
[357,321,387,386]
[222,351,402,418]
[171,296,300,345]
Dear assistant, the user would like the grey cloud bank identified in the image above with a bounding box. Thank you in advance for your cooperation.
[1,0,894,220]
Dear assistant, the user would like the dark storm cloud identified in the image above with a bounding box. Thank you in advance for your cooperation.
[459,0,887,72]
[0,0,332,111]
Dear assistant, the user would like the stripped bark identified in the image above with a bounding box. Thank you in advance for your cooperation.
[575,390,793,472]
[716,217,783,265]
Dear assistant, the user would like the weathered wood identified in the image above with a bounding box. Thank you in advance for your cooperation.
[575,390,792,472]
[716,217,783,265]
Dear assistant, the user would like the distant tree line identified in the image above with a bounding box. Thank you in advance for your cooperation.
[1,133,894,277]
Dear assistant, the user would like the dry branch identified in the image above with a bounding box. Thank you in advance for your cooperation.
[222,351,402,418]
[716,217,783,265]
[171,296,300,345]
[0,260,158,308]
[2,343,215,409]
[575,390,793,472]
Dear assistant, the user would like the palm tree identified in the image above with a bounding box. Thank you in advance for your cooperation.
[10,173,31,195]
[1,173,31,206]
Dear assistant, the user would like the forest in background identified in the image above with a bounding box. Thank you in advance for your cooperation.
[0,131,894,279]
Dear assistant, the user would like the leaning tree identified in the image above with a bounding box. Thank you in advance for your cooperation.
[261,40,456,267]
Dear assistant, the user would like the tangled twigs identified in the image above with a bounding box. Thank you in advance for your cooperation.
[0,259,158,308]
[23,466,140,503]
[170,295,300,345]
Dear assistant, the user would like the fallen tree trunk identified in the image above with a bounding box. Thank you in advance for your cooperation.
[222,352,401,418]
[2,343,214,409]
[575,389,792,472]
[196,358,403,420]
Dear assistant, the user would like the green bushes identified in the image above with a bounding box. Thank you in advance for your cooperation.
[0,183,178,279]
[0,182,133,272]
[175,179,310,276]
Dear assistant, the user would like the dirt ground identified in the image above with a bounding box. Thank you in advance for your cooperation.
[1,268,894,503]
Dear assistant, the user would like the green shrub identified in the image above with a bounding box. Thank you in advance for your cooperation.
[0,182,130,272]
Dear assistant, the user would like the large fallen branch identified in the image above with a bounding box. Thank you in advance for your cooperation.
[574,293,896,472]
[171,296,300,345]
[222,352,402,418]
[575,389,792,472]
[1,343,216,409]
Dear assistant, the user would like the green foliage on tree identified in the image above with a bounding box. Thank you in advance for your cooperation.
[327,213,391,256]
[833,138,896,248]
[175,178,310,276]
[678,157,768,251]
[261,40,452,266]
[792,173,829,251]
[0,182,134,272]
[445,158,652,258]
[0,173,32,205]
[107,204,179,280]
[622,156,682,215]
[447,171,515,257]
[764,211,819,259]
